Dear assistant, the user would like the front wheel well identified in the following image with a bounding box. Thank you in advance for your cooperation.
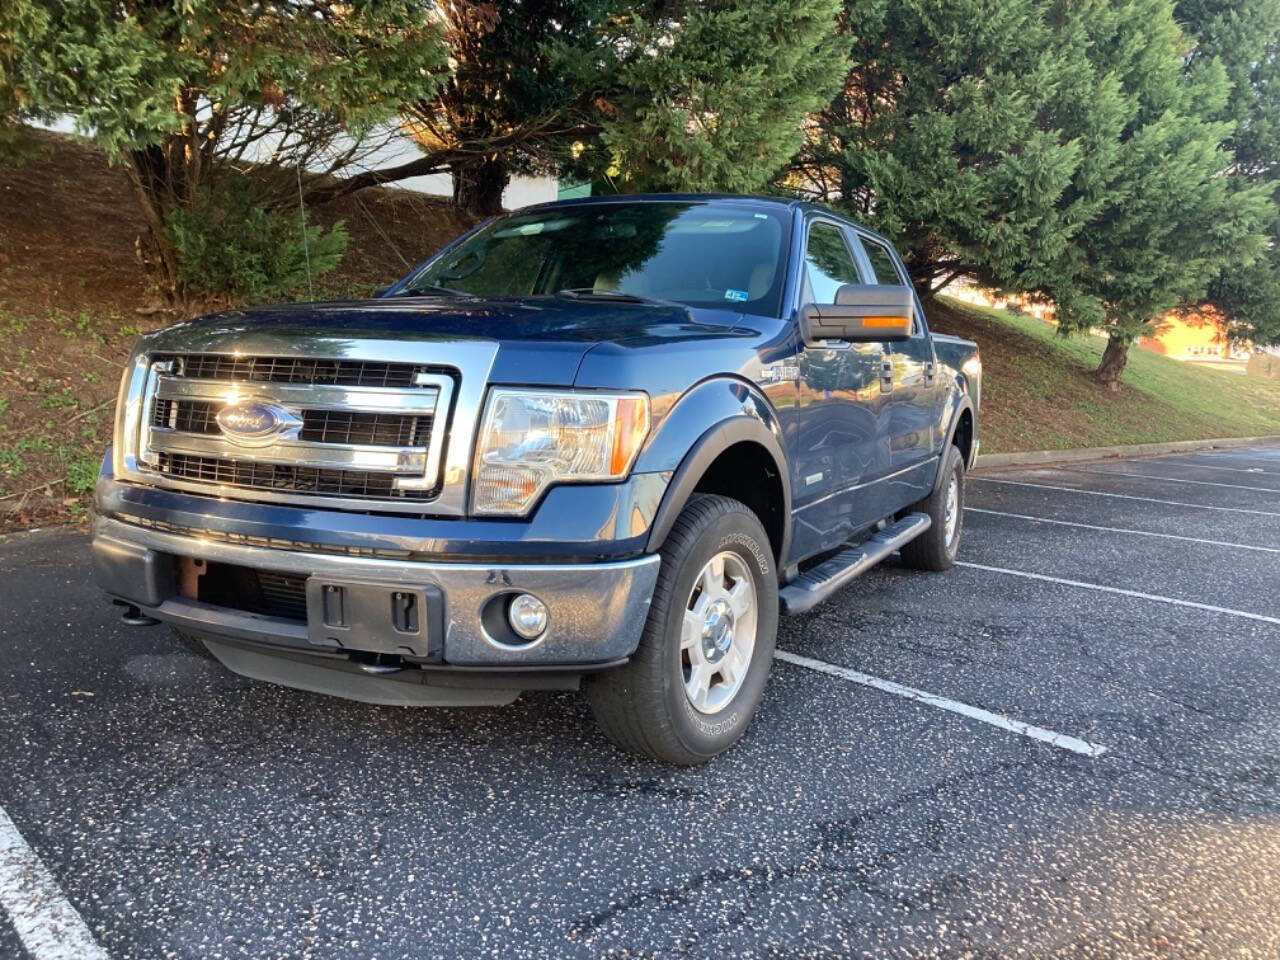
[690,441,786,564]
[952,408,974,465]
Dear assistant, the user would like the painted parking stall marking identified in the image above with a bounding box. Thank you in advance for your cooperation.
[972,476,1280,518]
[0,804,108,960]
[1166,457,1280,476]
[964,507,1280,554]
[1065,465,1280,494]
[775,650,1109,758]
[957,561,1280,627]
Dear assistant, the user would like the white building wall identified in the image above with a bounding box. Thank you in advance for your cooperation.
[300,126,558,210]
[37,116,558,210]
[501,176,559,209]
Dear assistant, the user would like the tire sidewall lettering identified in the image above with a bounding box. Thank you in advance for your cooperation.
[717,531,769,577]
[680,699,742,736]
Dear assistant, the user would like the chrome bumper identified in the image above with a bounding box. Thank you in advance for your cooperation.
[93,514,660,668]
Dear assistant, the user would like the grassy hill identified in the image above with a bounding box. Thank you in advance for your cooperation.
[1,129,1278,529]
[927,298,1280,455]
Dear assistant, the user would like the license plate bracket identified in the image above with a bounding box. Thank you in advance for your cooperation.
[304,578,443,661]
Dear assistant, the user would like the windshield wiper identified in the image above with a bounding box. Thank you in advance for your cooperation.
[398,281,467,297]
[555,287,676,307]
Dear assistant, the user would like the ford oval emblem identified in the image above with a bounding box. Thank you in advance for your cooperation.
[216,402,299,446]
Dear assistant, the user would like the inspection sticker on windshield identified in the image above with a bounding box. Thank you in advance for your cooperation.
[724,289,749,302]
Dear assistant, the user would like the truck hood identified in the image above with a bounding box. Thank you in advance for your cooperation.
[156,296,758,386]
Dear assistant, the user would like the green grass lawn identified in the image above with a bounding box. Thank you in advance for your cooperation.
[928,297,1280,454]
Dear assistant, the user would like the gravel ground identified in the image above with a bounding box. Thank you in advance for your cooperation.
[1,444,1278,958]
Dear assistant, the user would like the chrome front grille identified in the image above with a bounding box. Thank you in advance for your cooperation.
[153,397,219,434]
[135,353,455,509]
[300,410,428,447]
[155,453,405,499]
[167,354,424,388]
[152,400,429,447]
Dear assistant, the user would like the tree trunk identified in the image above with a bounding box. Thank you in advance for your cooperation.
[1096,334,1130,390]
[177,87,202,208]
[126,149,182,302]
[451,155,509,217]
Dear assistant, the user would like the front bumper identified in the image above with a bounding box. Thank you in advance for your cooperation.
[93,512,659,674]
[95,458,668,563]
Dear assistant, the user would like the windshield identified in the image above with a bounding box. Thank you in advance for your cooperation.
[398,201,790,318]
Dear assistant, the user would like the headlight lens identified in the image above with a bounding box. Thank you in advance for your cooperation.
[112,346,152,480]
[472,389,650,516]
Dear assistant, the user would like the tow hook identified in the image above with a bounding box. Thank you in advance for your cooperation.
[113,599,159,626]
[353,652,408,675]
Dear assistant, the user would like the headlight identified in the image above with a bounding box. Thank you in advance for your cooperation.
[472,389,650,516]
[112,346,152,481]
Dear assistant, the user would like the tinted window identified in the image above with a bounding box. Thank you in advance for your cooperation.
[400,202,789,318]
[804,222,864,304]
[861,235,905,285]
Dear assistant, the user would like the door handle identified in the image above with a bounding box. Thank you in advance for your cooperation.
[879,358,894,393]
[924,361,935,385]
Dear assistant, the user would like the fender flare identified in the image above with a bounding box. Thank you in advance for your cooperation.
[645,416,792,564]
[933,396,976,493]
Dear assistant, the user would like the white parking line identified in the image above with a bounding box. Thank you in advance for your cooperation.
[965,507,1280,554]
[972,477,1280,518]
[1066,466,1280,494]
[774,650,1108,758]
[957,561,1280,626]
[0,804,107,960]
[1161,459,1278,476]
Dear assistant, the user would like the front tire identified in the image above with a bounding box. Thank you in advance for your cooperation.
[585,494,778,765]
[900,443,965,571]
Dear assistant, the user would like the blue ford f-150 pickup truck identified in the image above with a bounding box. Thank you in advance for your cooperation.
[93,194,980,764]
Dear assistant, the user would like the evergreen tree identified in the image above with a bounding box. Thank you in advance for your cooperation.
[793,0,1097,297]
[21,1,451,298]
[323,0,847,213]
[1039,0,1271,385]
[415,1,607,216]
[796,0,1270,385]
[1177,0,1280,349]
[312,1,611,216]
[591,0,846,194]
[0,0,49,157]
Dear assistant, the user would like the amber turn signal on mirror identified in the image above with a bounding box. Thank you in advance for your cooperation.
[799,283,916,344]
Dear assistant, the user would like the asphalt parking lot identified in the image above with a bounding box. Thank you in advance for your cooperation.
[2,443,1279,959]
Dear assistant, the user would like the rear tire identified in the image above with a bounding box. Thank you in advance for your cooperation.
[900,444,965,571]
[585,494,778,765]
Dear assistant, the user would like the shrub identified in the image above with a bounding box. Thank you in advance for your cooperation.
[165,182,348,302]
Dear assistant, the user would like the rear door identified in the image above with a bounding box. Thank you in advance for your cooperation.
[855,231,940,497]
[789,218,892,559]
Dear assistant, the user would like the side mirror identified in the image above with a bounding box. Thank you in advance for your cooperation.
[800,284,914,345]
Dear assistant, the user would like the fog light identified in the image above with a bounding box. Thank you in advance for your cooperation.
[508,593,549,640]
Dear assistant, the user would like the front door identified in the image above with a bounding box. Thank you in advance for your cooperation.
[856,232,939,499]
[790,219,891,560]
